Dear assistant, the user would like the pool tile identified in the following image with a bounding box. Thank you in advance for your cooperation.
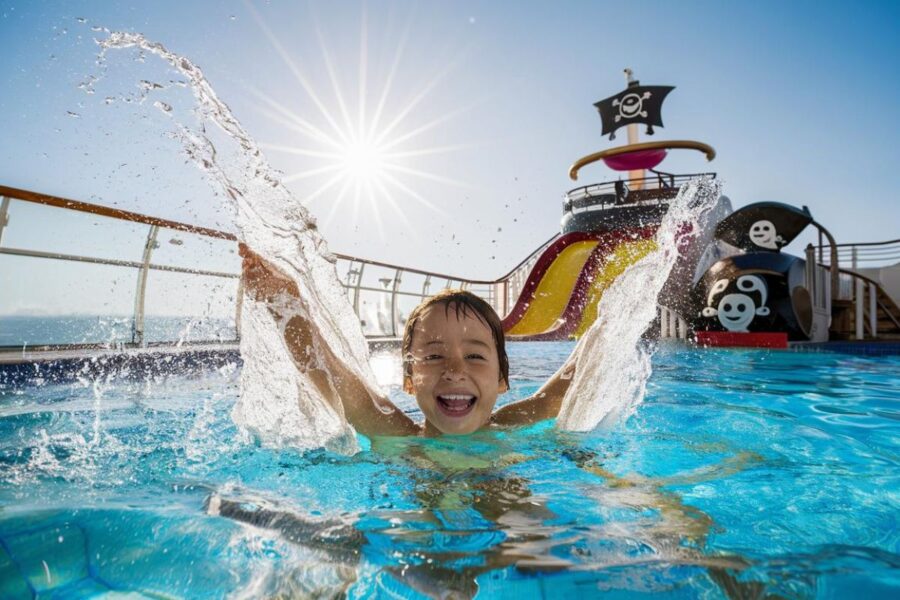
[4,522,88,592]
[0,543,33,600]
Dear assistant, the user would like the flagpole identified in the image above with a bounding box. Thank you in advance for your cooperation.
[624,68,644,190]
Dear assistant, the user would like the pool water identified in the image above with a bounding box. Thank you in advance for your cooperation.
[0,343,898,598]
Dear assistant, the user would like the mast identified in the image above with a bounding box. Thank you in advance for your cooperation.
[624,68,644,189]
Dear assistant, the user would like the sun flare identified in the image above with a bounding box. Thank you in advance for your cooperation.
[341,137,387,183]
[244,4,470,237]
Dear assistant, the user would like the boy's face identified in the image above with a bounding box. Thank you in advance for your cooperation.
[404,305,508,435]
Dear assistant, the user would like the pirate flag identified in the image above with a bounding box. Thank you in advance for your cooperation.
[594,81,674,140]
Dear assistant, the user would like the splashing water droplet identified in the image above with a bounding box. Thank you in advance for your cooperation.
[95,32,375,453]
[138,79,164,91]
[556,177,723,432]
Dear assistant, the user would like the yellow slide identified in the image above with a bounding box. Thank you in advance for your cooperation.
[506,240,598,335]
[572,238,657,337]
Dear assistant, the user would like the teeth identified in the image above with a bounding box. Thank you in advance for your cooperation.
[441,394,475,401]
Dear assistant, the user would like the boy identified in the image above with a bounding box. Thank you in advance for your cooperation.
[225,246,752,597]
[239,244,576,438]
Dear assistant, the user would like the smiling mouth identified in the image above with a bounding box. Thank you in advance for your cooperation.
[723,315,744,321]
[436,394,477,418]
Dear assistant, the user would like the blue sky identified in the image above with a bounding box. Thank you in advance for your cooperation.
[1,0,899,314]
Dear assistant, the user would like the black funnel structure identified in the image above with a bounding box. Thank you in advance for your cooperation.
[690,200,832,342]
[693,253,813,340]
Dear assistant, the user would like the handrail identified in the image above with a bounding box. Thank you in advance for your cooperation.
[837,266,881,288]
[809,220,840,304]
[0,184,237,241]
[813,238,900,269]
[494,234,559,281]
[565,172,716,200]
[819,238,900,249]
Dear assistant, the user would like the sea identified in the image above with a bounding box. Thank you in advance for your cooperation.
[0,315,236,347]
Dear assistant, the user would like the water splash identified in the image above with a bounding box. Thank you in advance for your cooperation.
[94,32,379,452]
[556,177,723,431]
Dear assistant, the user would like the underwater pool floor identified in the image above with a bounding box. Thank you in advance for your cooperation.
[1,342,898,598]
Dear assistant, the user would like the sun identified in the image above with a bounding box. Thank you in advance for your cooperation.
[243,3,472,238]
[341,137,386,183]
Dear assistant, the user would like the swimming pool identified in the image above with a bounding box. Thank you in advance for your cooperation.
[1,342,898,598]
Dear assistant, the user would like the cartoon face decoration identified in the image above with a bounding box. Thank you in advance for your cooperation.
[748,220,783,250]
[701,275,771,332]
[613,91,651,122]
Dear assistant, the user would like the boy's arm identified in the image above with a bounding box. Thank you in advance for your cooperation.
[490,356,576,427]
[240,244,419,438]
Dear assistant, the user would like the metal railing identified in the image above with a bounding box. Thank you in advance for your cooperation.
[805,242,900,340]
[0,185,241,349]
[0,185,558,348]
[658,306,689,340]
[563,172,717,215]
[814,238,900,268]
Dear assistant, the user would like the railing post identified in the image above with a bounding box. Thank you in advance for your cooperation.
[0,197,10,246]
[659,306,669,339]
[855,277,864,340]
[390,270,403,337]
[869,282,877,339]
[678,315,688,340]
[133,224,159,347]
[805,244,816,305]
[234,273,244,341]
[353,263,365,314]
[851,246,858,270]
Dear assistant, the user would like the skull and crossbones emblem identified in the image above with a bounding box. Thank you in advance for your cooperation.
[613,91,651,122]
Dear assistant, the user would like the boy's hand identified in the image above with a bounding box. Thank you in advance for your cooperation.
[239,243,300,302]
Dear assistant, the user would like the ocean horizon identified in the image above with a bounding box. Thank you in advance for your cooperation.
[0,315,237,347]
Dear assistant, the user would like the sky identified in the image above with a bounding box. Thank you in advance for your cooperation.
[1,0,899,316]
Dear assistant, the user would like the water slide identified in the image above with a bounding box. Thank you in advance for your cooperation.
[503,227,657,340]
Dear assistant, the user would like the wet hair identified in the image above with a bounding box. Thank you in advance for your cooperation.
[401,289,509,387]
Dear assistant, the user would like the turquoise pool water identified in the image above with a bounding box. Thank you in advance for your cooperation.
[0,343,898,598]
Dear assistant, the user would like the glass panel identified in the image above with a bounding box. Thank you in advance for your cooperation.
[1,199,148,262]
[357,288,392,337]
[397,271,427,302]
[142,270,239,343]
[357,263,398,295]
[149,226,238,274]
[394,294,420,332]
[0,254,136,346]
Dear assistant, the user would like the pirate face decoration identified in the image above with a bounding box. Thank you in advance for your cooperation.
[701,275,771,332]
[748,220,784,250]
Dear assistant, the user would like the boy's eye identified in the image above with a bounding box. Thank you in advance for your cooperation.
[466,354,486,360]
[424,354,443,361]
